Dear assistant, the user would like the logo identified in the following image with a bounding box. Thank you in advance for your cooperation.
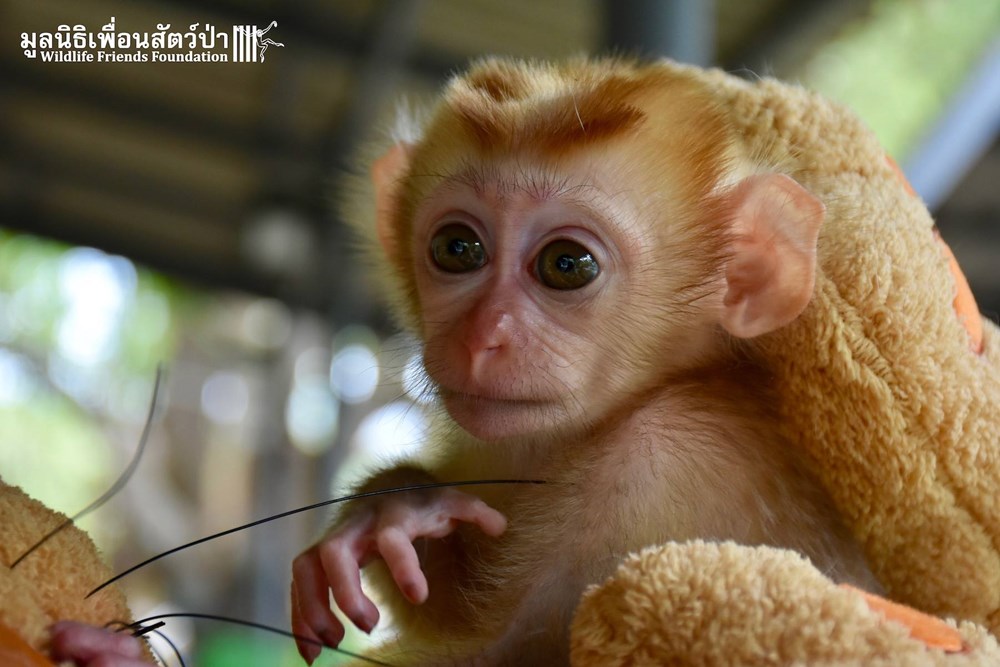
[233,20,284,63]
[20,17,284,64]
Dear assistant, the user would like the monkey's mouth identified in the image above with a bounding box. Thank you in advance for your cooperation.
[438,387,548,406]
[438,388,556,439]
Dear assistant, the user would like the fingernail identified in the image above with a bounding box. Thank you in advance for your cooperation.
[405,583,423,604]
[360,611,379,634]
[319,628,343,647]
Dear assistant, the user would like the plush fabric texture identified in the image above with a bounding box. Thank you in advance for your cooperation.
[0,481,137,660]
[572,542,1000,666]
[569,61,999,666]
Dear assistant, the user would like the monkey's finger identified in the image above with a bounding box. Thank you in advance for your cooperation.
[292,550,347,648]
[319,541,381,634]
[48,621,144,661]
[446,496,508,537]
[377,525,429,604]
[291,582,324,665]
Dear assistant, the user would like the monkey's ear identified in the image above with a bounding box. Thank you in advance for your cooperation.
[371,142,412,261]
[721,173,824,339]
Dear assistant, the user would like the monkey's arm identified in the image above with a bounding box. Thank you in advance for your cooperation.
[290,466,506,664]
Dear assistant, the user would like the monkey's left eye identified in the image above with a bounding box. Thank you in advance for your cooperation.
[430,223,487,273]
[535,240,600,290]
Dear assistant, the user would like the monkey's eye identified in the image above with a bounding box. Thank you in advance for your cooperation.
[536,240,600,290]
[430,223,487,273]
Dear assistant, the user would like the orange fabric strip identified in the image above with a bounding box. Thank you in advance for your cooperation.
[0,623,55,667]
[934,230,985,355]
[839,584,965,652]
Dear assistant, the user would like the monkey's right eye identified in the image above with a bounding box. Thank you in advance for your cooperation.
[430,224,487,273]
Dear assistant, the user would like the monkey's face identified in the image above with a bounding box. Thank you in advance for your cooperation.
[409,158,716,442]
[371,59,821,442]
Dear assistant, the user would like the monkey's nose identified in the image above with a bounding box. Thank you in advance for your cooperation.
[463,307,514,379]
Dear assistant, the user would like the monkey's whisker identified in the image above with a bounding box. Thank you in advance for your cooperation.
[128,613,394,667]
[146,627,186,667]
[11,365,166,569]
[128,621,166,638]
[87,479,544,599]
[105,618,183,667]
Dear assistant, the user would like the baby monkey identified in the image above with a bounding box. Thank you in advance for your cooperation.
[291,58,877,666]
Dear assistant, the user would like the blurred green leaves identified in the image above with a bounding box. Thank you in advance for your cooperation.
[801,0,1000,159]
[0,227,182,539]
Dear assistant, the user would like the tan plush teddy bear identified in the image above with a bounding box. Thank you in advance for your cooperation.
[570,61,1000,666]
[0,480,145,666]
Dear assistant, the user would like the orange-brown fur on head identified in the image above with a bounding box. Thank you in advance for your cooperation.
[450,61,647,151]
[405,57,735,225]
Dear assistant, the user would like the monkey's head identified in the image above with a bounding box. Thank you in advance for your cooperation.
[368,58,824,442]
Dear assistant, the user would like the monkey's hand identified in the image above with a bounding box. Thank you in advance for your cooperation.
[48,621,150,667]
[290,488,507,663]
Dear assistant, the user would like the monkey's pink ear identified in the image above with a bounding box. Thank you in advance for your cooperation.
[721,173,824,339]
[371,142,412,261]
